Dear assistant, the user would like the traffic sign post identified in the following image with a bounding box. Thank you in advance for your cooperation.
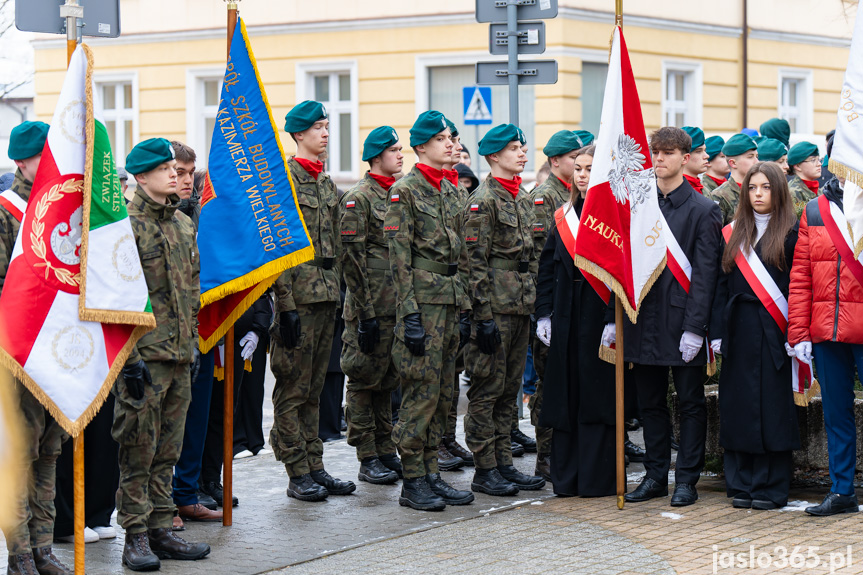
[16,0,121,38]
[489,21,545,56]
[463,86,493,179]
[476,60,558,85]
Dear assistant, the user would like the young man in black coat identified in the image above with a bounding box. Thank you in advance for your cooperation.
[610,127,722,507]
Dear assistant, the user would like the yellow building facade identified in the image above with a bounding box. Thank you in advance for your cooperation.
[32,0,857,185]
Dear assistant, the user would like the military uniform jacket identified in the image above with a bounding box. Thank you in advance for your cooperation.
[788,175,817,206]
[127,186,200,364]
[462,175,536,320]
[385,165,467,320]
[274,158,341,312]
[0,170,30,293]
[339,173,397,321]
[529,174,570,276]
[711,176,740,225]
[701,173,724,197]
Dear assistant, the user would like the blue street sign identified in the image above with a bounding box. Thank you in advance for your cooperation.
[463,86,493,125]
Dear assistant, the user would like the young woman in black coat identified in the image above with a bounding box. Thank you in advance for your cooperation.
[710,162,800,510]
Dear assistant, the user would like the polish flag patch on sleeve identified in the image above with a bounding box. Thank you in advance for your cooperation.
[391,194,400,202]
[345,200,356,208]
[534,198,544,205]
[470,204,479,212]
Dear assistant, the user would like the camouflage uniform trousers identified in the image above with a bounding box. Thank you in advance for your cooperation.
[464,313,530,469]
[113,361,191,534]
[529,337,553,456]
[4,382,68,555]
[269,301,337,477]
[342,315,400,461]
[392,304,459,479]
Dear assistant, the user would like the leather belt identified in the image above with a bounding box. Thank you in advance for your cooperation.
[489,257,529,273]
[310,257,335,270]
[411,256,458,276]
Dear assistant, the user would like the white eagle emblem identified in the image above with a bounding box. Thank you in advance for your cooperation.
[607,134,654,214]
[50,206,83,266]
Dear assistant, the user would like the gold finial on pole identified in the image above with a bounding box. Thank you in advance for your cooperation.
[615,0,623,27]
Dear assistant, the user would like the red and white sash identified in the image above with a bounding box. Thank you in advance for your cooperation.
[819,195,863,289]
[722,222,815,399]
[555,203,611,304]
[0,190,26,222]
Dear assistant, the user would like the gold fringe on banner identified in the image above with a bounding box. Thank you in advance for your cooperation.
[573,253,667,324]
[598,344,616,365]
[830,159,863,259]
[793,379,821,408]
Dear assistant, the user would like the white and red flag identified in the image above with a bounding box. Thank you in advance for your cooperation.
[0,45,155,436]
[573,26,666,321]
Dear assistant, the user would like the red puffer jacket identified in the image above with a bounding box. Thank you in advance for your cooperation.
[788,180,863,345]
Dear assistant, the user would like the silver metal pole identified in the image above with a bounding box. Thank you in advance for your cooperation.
[507,0,519,126]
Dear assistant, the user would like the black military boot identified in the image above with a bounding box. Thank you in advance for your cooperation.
[287,474,329,501]
[534,453,551,481]
[497,464,546,490]
[437,444,465,471]
[511,428,537,453]
[311,468,357,495]
[443,434,474,466]
[195,489,219,511]
[31,546,71,575]
[426,473,474,505]
[201,480,238,507]
[471,467,519,496]
[7,553,39,575]
[147,528,210,561]
[122,532,161,571]
[511,441,525,457]
[358,456,399,485]
[399,477,446,511]
[379,453,404,479]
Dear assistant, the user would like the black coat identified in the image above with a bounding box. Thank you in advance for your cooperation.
[535,202,615,431]
[621,179,722,365]
[711,224,801,453]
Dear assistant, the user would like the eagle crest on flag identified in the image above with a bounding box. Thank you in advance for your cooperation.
[608,133,653,214]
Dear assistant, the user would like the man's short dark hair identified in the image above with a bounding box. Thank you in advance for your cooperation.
[649,127,691,155]
[171,141,197,164]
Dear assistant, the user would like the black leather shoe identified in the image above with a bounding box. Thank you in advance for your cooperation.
[379,453,404,479]
[437,444,465,471]
[122,532,161,571]
[511,428,537,453]
[752,499,778,510]
[399,477,446,511]
[624,438,645,462]
[497,464,545,490]
[311,468,357,495]
[358,457,399,485]
[426,473,474,505]
[732,494,752,508]
[147,528,210,561]
[287,474,329,501]
[201,481,238,507]
[534,453,551,481]
[624,477,668,503]
[625,418,641,431]
[443,434,474,466]
[196,490,219,511]
[805,493,859,516]
[670,483,698,507]
[471,467,519,496]
[511,441,525,457]
[31,547,70,575]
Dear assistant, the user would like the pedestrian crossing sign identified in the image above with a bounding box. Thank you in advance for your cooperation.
[463,86,493,125]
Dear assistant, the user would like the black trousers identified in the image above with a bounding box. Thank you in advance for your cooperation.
[53,394,119,536]
[632,364,706,485]
[233,342,268,455]
[318,372,345,441]
[724,450,792,507]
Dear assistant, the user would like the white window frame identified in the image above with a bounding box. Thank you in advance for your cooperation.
[185,68,224,168]
[777,68,814,135]
[295,61,359,180]
[94,71,138,165]
[661,61,703,128]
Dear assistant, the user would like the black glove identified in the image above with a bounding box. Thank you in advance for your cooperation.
[190,347,201,382]
[358,317,380,354]
[122,359,152,401]
[403,313,426,357]
[279,310,302,349]
[458,311,471,351]
[475,319,502,355]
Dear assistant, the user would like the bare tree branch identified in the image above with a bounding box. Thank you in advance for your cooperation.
[0,74,32,101]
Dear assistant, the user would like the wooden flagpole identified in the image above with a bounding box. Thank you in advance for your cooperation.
[222,0,238,527]
[614,0,625,512]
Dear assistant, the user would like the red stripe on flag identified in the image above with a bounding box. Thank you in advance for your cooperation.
[101,323,137,365]
[618,28,653,172]
[555,206,611,304]
[198,287,253,347]
[0,257,56,365]
[31,142,61,195]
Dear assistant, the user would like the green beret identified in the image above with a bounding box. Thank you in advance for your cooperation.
[362,126,399,162]
[787,141,819,167]
[478,123,526,156]
[410,111,448,147]
[705,135,725,161]
[284,100,327,133]
[753,135,767,145]
[8,121,49,161]
[445,117,459,138]
[125,138,176,175]
[722,133,757,158]
[759,118,790,148]
[756,138,788,163]
[542,130,583,157]
[681,126,704,152]
[573,130,595,146]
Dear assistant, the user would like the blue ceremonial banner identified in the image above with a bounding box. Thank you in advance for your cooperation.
[197,17,313,353]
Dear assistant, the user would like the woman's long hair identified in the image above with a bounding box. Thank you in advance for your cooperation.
[565,144,596,215]
[721,162,796,272]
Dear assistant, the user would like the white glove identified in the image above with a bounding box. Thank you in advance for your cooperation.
[679,331,703,363]
[784,342,795,357]
[536,317,552,347]
[794,341,812,363]
[710,339,722,354]
[239,331,260,361]
[601,323,616,347]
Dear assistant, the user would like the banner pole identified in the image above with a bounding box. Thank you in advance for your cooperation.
[615,299,625,510]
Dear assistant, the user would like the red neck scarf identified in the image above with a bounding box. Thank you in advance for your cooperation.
[494,175,522,199]
[416,163,444,191]
[294,157,323,181]
[802,179,819,195]
[707,174,726,187]
[443,168,459,187]
[684,174,704,194]
[368,172,395,191]
[555,175,572,191]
